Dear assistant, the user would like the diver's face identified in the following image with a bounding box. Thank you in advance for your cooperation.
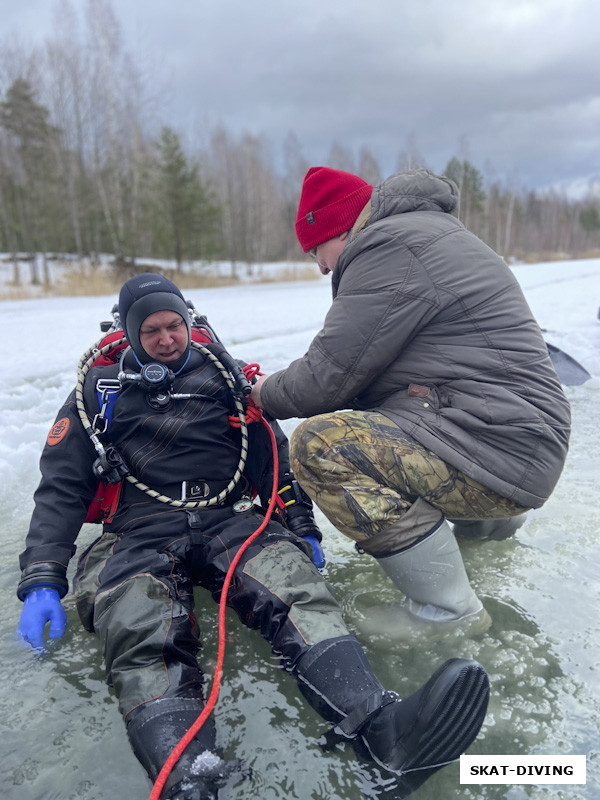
[139,310,188,362]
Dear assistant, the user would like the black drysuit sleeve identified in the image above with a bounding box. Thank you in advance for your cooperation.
[18,389,98,597]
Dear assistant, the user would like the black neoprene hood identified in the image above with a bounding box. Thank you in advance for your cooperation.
[118,273,191,370]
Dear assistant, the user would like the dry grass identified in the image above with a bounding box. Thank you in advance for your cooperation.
[0,259,320,301]
[52,265,243,296]
[516,250,600,264]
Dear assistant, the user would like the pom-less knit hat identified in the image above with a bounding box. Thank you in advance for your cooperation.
[295,167,374,253]
[118,272,191,370]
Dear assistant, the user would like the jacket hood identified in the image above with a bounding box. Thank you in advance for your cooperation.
[373,169,458,218]
[333,170,459,296]
[354,169,459,236]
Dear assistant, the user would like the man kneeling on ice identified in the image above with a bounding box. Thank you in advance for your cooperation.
[251,167,571,640]
[15,273,489,799]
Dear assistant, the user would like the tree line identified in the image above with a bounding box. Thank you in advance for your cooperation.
[1,0,599,288]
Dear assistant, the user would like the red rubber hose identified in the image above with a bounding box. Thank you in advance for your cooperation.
[148,413,279,800]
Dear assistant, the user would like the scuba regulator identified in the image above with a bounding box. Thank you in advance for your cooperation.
[118,362,176,409]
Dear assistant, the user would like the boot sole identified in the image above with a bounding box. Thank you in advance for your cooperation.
[402,658,489,772]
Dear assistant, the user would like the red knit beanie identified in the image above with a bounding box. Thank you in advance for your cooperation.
[295,167,374,253]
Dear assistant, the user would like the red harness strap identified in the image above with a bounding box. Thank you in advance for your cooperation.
[85,481,122,524]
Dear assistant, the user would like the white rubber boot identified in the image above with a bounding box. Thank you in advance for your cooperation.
[357,521,491,641]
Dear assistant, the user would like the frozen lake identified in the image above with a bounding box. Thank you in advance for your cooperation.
[0,258,599,799]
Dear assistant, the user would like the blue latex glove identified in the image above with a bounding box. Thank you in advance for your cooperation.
[16,588,67,651]
[302,534,326,572]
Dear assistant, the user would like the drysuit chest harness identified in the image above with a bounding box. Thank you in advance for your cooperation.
[78,304,255,523]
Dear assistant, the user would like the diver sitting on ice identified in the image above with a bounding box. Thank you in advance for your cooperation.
[16,273,489,798]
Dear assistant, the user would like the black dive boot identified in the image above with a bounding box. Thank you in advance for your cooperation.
[295,636,489,798]
[126,697,245,799]
[355,657,489,795]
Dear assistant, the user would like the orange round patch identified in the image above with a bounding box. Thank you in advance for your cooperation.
[47,417,71,446]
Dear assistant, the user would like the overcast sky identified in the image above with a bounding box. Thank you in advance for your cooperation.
[3,0,600,194]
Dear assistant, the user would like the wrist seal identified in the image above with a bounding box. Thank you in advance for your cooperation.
[17,562,69,601]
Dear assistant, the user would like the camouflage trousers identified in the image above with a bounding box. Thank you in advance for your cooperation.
[290,411,528,555]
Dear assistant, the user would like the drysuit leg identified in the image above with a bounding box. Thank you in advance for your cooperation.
[192,508,489,795]
[74,516,229,798]
[188,506,350,667]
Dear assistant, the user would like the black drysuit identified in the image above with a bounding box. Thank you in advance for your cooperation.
[18,347,356,793]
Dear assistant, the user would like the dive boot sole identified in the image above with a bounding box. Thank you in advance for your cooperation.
[358,657,489,778]
[401,657,489,773]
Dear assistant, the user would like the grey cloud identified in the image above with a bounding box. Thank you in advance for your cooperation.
[3,0,600,190]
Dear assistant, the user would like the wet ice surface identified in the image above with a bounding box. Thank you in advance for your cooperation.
[0,259,599,799]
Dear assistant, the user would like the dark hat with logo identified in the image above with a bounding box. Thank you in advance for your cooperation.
[118,273,191,370]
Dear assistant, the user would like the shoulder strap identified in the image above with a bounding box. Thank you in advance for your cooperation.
[191,327,213,344]
[94,380,121,435]
[91,330,129,368]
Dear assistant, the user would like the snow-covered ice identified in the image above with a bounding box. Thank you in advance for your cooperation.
[0,258,598,800]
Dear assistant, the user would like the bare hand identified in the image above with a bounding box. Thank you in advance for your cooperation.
[250,374,269,407]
